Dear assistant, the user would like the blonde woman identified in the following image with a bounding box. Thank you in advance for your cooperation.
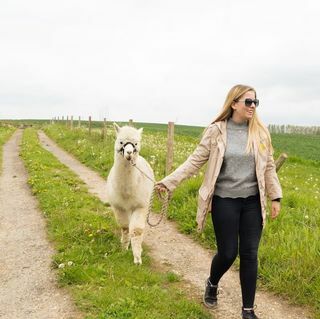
[155,84,282,319]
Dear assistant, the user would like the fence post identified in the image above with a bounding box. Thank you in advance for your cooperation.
[89,116,92,135]
[78,116,81,128]
[129,119,134,127]
[70,116,73,130]
[66,116,69,128]
[166,121,175,175]
[275,153,288,172]
[102,118,107,140]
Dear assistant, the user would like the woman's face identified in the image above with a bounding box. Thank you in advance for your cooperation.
[231,90,257,122]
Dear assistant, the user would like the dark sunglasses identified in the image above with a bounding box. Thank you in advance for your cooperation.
[235,98,259,107]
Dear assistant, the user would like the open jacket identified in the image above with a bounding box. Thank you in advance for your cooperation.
[161,120,282,232]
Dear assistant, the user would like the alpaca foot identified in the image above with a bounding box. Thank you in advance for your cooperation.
[134,255,142,265]
[130,229,143,265]
[122,240,130,250]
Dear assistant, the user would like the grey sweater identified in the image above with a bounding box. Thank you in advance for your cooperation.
[214,118,259,198]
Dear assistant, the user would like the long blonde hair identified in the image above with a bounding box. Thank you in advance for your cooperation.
[212,84,272,154]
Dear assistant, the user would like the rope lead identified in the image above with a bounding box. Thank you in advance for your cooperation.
[130,159,171,227]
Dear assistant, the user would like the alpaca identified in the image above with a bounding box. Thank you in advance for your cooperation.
[106,123,154,264]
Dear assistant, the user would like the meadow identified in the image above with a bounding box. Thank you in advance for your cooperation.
[20,128,212,319]
[43,122,320,318]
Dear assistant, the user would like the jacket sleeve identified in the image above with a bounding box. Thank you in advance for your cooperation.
[265,147,283,200]
[160,124,218,192]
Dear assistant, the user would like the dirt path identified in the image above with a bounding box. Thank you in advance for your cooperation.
[38,131,312,319]
[0,130,81,319]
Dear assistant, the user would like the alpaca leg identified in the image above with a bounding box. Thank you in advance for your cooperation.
[129,208,147,265]
[113,208,130,250]
[121,227,130,250]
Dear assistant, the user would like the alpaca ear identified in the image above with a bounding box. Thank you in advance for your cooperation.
[138,128,143,135]
[113,122,121,134]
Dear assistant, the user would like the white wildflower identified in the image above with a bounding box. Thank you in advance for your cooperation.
[58,263,65,269]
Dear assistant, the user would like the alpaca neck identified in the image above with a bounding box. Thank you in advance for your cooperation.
[114,153,136,171]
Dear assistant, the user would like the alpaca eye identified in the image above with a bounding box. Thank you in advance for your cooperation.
[120,142,123,145]
[135,143,137,146]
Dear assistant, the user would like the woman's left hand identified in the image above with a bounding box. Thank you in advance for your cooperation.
[271,201,281,219]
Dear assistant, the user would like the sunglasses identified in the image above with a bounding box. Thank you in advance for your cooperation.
[235,98,259,107]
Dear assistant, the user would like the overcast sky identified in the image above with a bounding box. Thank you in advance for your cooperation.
[0,0,319,127]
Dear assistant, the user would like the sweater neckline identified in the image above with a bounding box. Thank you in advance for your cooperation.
[227,118,248,129]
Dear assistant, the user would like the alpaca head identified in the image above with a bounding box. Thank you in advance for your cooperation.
[113,123,143,162]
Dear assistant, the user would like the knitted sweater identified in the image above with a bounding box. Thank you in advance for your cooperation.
[214,118,259,198]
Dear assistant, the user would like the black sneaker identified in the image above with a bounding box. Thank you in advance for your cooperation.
[242,307,259,319]
[203,278,218,308]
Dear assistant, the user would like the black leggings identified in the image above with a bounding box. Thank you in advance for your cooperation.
[210,194,262,308]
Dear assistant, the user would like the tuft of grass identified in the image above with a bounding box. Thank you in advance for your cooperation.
[20,128,212,319]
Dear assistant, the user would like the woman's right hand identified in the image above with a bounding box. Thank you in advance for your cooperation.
[154,182,169,198]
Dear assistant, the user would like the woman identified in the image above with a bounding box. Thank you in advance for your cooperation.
[155,84,282,319]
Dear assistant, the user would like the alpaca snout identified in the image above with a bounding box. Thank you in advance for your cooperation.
[124,144,135,160]
[125,153,133,161]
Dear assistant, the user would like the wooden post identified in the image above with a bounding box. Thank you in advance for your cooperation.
[129,119,133,127]
[102,118,107,140]
[166,121,175,175]
[66,116,69,128]
[89,116,92,135]
[78,116,81,128]
[275,153,288,172]
[70,116,73,130]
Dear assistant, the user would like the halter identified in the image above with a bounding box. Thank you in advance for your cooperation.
[117,142,138,156]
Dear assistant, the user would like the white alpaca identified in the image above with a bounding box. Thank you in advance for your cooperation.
[106,123,154,264]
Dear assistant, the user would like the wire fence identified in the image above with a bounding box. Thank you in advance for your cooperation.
[268,124,320,135]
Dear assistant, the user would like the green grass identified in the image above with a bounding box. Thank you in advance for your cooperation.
[44,123,320,318]
[272,133,320,164]
[0,124,16,170]
[20,128,212,319]
[259,162,320,314]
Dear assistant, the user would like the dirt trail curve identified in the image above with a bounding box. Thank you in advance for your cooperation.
[38,130,312,319]
[0,130,81,319]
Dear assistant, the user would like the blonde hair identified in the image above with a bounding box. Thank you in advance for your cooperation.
[212,84,272,154]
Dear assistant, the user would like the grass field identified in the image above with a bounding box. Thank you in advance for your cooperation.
[43,122,320,318]
[20,128,212,319]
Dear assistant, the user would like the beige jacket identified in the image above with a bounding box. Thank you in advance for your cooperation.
[161,120,282,232]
